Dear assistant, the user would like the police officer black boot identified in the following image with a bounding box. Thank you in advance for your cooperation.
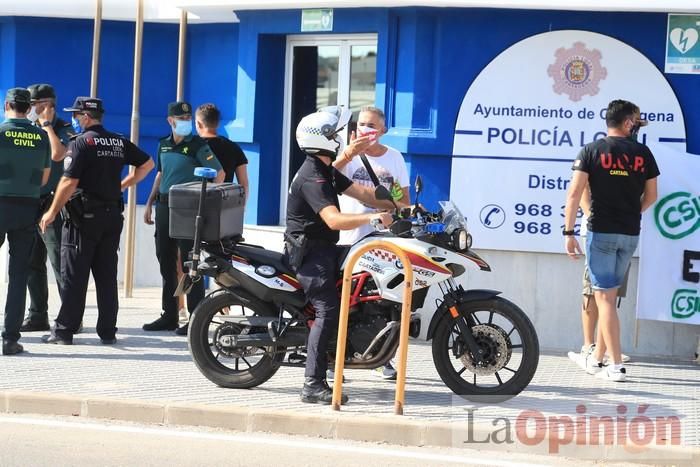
[41,332,73,345]
[19,316,50,332]
[174,322,188,336]
[2,340,24,356]
[300,377,348,405]
[142,313,179,331]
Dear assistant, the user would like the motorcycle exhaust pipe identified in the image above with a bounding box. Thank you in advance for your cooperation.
[218,328,307,348]
[360,321,399,360]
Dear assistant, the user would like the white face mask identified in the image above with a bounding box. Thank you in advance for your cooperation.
[26,106,39,122]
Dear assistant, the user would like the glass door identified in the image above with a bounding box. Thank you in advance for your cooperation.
[280,35,378,222]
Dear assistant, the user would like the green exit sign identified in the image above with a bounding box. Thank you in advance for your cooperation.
[301,9,334,32]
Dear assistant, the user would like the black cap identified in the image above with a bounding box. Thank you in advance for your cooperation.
[5,87,31,104]
[168,101,192,117]
[63,96,105,114]
[28,83,56,101]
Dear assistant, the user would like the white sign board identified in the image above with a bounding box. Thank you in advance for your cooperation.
[451,30,687,253]
[637,145,700,325]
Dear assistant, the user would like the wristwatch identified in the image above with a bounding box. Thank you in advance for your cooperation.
[41,120,52,128]
[562,229,575,236]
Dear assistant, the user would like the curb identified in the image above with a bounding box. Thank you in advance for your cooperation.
[2,390,698,465]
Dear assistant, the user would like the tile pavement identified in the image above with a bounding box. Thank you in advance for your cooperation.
[0,285,698,453]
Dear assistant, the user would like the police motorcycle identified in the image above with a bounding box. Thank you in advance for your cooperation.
[178,115,539,403]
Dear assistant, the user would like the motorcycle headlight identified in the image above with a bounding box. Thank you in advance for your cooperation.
[452,229,468,251]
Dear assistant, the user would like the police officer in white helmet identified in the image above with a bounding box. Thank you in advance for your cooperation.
[285,106,394,404]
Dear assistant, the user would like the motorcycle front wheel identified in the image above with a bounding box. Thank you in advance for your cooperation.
[432,297,539,403]
[188,291,285,389]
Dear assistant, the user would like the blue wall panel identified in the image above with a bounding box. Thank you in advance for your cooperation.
[187,23,239,124]
[2,8,699,221]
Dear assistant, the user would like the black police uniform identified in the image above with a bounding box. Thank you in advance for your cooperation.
[51,104,151,343]
[285,155,353,381]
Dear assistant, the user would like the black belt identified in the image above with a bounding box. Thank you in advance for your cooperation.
[156,193,169,204]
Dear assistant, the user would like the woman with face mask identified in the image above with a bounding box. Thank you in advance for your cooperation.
[142,101,225,336]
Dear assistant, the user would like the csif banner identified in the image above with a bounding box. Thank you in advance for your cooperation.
[451,30,687,254]
[637,145,700,325]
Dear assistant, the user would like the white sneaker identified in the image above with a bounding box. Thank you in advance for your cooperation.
[584,354,603,375]
[603,353,631,365]
[569,351,603,375]
[596,366,627,382]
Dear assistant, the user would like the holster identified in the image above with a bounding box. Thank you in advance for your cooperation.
[283,233,308,270]
[62,191,85,228]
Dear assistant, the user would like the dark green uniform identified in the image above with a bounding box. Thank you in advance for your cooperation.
[24,117,75,327]
[152,134,221,327]
[156,134,221,194]
[0,117,50,345]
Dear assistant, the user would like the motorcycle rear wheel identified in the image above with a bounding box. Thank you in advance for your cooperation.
[432,297,539,403]
[188,291,284,389]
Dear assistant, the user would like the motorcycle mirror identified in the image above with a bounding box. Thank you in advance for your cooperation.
[415,175,423,195]
[374,185,392,201]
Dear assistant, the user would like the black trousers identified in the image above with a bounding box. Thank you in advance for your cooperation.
[54,207,123,340]
[155,202,204,319]
[27,196,63,320]
[0,197,39,342]
[295,244,341,380]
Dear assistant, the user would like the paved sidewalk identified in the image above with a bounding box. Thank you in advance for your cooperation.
[1,286,698,463]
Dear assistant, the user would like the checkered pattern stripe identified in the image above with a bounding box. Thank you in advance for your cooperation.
[299,126,323,135]
[370,249,398,262]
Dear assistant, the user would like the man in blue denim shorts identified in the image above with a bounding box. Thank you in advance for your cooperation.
[563,100,660,382]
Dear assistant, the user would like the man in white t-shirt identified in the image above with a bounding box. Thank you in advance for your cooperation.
[332,106,410,380]
[334,106,411,246]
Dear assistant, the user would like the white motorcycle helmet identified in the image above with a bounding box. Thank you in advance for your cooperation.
[296,105,352,159]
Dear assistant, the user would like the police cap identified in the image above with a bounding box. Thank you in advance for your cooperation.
[64,96,105,114]
[5,87,31,104]
[168,101,191,117]
[28,83,56,101]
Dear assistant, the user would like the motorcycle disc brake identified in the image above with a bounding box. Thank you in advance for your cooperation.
[459,323,512,376]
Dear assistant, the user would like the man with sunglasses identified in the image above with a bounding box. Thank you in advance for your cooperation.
[39,97,154,345]
[19,84,75,333]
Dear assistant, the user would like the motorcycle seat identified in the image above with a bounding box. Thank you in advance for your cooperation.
[234,244,296,277]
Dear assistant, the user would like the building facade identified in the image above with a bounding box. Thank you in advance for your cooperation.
[1,6,698,356]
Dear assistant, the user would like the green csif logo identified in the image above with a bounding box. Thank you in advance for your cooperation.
[671,288,700,319]
[654,192,700,240]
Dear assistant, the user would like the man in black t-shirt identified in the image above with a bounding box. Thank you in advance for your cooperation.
[563,99,659,382]
[39,97,154,345]
[195,103,249,202]
[287,106,393,405]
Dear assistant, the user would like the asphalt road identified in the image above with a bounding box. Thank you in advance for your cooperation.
[0,414,646,467]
